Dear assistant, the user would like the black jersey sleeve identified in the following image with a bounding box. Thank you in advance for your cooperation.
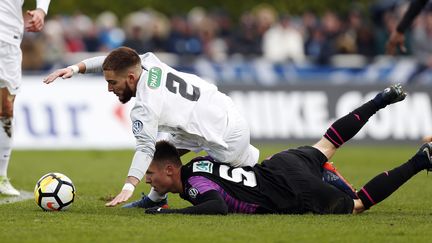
[145,190,228,215]
[396,0,429,33]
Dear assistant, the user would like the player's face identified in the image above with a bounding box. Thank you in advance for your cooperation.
[145,162,174,195]
[104,70,134,104]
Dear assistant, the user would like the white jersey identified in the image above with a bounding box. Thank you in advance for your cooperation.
[129,53,253,178]
[0,0,50,46]
[82,52,259,180]
[134,52,233,150]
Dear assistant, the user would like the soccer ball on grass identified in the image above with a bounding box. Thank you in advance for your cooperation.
[34,172,76,211]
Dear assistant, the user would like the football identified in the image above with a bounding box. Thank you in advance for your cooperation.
[34,172,76,211]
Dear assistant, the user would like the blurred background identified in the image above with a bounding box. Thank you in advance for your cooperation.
[16,0,432,149]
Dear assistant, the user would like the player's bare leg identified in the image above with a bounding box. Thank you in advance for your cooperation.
[0,87,19,196]
[352,199,366,214]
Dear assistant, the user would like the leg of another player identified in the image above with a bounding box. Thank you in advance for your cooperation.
[0,88,20,196]
[355,143,432,212]
[316,84,407,160]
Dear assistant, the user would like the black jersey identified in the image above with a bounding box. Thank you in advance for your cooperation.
[180,156,279,213]
[177,146,353,214]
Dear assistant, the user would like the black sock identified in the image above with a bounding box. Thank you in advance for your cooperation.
[371,88,390,109]
[357,152,429,210]
[324,101,379,148]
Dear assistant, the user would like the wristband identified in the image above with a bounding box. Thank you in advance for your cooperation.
[67,65,79,75]
[122,183,135,192]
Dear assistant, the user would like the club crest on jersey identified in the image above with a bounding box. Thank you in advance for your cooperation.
[132,120,143,135]
[147,67,162,89]
[192,161,213,174]
[188,187,199,198]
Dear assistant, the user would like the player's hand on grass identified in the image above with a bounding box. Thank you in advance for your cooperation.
[43,68,74,84]
[25,9,46,32]
[105,189,133,207]
[386,31,407,55]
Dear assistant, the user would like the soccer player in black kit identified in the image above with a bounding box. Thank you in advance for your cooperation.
[143,84,431,215]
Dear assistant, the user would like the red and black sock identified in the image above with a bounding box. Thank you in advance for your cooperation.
[357,152,429,210]
[324,100,378,148]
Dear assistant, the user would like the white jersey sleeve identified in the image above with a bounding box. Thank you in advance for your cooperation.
[127,61,165,179]
[82,56,106,74]
[36,0,51,14]
[128,150,152,181]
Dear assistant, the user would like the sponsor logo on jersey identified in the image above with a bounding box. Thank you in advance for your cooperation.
[192,161,213,174]
[147,67,162,89]
[132,120,143,135]
[188,187,199,199]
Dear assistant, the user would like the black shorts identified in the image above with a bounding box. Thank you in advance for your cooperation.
[263,146,354,214]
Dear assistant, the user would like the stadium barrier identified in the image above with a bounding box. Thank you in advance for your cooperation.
[13,76,432,149]
[56,53,432,85]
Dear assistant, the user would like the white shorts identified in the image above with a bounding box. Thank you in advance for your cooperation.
[162,109,260,167]
[0,40,22,95]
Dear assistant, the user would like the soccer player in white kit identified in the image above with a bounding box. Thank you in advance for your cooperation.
[44,46,260,207]
[0,0,51,196]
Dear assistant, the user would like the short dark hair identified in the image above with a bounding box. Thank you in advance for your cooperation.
[102,46,141,72]
[153,141,182,168]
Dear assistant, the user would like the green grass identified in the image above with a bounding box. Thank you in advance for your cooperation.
[1,144,432,242]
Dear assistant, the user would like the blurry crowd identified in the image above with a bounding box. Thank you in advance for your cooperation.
[21,3,432,72]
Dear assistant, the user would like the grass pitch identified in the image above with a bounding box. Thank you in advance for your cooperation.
[1,144,432,243]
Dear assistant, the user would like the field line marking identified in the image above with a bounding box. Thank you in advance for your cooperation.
[0,191,33,205]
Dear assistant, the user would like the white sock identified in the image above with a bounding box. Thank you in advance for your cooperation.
[0,158,8,177]
[147,187,167,202]
[0,118,13,177]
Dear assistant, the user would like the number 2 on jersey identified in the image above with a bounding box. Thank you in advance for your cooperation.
[166,73,201,101]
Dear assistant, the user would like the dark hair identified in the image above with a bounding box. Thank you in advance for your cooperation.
[102,46,141,72]
[153,141,182,167]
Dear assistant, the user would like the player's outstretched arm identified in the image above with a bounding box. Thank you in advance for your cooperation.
[44,55,107,84]
[105,176,139,207]
[43,62,86,84]
[145,190,228,215]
